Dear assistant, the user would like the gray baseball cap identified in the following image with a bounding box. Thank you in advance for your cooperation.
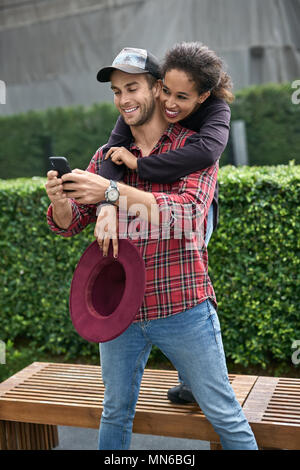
[97,47,161,82]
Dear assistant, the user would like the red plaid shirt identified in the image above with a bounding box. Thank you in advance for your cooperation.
[47,123,218,321]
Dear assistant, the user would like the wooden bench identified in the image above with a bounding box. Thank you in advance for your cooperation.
[243,376,300,450]
[0,362,299,450]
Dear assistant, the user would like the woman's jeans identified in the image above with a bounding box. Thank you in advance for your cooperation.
[205,202,214,247]
[98,298,258,450]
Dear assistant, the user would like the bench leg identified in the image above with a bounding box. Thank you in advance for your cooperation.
[0,420,59,450]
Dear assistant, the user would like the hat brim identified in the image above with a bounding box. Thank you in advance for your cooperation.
[97,65,149,82]
[69,240,146,343]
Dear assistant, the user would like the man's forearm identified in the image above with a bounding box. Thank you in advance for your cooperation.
[52,199,73,229]
[116,182,159,225]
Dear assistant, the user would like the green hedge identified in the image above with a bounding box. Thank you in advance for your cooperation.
[0,164,299,382]
[222,82,300,166]
[0,82,299,179]
[209,163,300,368]
[0,103,119,179]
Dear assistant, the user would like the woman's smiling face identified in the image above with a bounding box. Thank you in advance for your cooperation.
[160,69,209,122]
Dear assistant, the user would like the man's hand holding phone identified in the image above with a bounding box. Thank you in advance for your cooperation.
[47,155,109,204]
[45,170,73,229]
[62,169,109,204]
[46,156,74,229]
[46,156,72,204]
[45,170,68,205]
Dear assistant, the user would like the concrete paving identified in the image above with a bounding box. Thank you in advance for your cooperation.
[53,426,210,450]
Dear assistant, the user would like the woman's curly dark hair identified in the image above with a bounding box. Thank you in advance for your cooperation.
[161,42,234,103]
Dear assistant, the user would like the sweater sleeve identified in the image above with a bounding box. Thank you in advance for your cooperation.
[107,115,133,147]
[152,162,219,245]
[99,116,133,181]
[137,106,230,183]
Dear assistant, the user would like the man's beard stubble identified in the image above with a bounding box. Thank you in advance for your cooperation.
[126,94,156,127]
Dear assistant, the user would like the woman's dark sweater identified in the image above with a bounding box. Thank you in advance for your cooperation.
[99,95,231,232]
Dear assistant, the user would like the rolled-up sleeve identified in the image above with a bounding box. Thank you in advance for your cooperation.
[152,162,218,238]
[46,201,97,237]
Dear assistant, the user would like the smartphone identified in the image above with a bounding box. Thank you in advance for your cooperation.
[49,156,74,192]
[49,156,72,177]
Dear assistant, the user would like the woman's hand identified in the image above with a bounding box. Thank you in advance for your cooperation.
[94,204,119,258]
[105,147,138,170]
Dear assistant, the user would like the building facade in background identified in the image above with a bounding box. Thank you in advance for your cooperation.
[0,0,300,115]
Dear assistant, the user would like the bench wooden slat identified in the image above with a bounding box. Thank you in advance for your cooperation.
[1,395,207,415]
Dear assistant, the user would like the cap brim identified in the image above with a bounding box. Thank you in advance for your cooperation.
[97,65,149,82]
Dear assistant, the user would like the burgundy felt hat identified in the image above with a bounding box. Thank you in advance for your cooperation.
[69,239,146,343]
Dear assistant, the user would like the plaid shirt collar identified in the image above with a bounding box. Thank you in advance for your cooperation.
[129,123,182,153]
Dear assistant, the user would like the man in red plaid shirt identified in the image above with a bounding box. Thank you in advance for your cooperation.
[45,48,257,450]
[47,115,217,323]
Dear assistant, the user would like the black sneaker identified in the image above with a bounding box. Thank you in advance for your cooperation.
[167,383,196,404]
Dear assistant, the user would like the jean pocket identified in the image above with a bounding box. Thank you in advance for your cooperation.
[184,299,211,328]
[211,308,221,331]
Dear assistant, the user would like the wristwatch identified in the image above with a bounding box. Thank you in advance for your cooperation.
[105,180,120,204]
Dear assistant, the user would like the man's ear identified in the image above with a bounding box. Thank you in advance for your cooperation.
[153,79,163,98]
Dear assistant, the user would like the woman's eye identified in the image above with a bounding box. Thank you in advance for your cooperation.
[128,88,137,93]
[162,87,170,94]
[178,95,187,100]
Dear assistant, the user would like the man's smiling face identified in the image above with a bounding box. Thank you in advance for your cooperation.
[110,70,157,127]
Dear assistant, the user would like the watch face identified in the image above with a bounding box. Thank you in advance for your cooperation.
[108,188,119,202]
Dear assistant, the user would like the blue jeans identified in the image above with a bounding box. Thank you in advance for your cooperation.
[98,299,258,450]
